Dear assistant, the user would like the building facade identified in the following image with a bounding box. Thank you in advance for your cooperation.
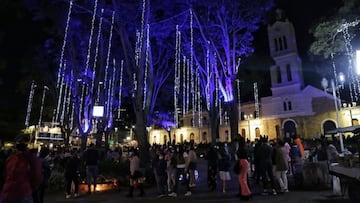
[148,18,360,145]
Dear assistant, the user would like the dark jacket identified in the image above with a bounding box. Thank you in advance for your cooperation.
[156,158,167,176]
[83,147,99,166]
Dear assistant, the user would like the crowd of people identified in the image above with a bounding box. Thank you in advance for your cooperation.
[0,132,345,202]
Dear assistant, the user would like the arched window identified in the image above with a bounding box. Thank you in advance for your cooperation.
[255,127,260,138]
[288,101,292,110]
[277,66,282,83]
[286,64,292,81]
[323,120,336,134]
[283,36,288,49]
[274,38,279,51]
[283,102,287,111]
[279,37,283,50]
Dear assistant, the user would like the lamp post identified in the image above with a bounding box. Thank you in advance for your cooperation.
[244,114,253,141]
[321,75,345,152]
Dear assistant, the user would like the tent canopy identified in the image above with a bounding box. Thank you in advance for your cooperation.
[325,125,360,135]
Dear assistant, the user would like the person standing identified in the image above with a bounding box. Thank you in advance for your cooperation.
[0,134,43,203]
[64,151,81,199]
[165,149,177,197]
[36,147,52,203]
[83,143,99,194]
[275,140,289,193]
[258,136,277,196]
[218,149,231,193]
[187,144,198,188]
[206,146,218,192]
[237,137,252,200]
[156,151,167,198]
[127,149,145,197]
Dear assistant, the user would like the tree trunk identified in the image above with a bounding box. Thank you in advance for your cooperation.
[81,135,87,151]
[228,100,239,141]
[209,101,220,145]
[134,110,150,167]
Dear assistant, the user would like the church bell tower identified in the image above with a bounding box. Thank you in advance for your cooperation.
[267,9,304,97]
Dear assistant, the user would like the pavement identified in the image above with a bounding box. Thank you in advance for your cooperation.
[44,159,354,203]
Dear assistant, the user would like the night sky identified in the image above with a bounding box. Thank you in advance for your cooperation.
[0,0,344,139]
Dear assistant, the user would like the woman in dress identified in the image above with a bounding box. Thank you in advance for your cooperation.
[237,137,252,200]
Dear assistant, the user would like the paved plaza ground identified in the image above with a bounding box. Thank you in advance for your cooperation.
[45,160,354,203]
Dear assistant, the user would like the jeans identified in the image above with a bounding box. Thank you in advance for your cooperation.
[86,165,99,192]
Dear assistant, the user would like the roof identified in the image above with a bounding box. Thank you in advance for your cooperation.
[325,125,360,135]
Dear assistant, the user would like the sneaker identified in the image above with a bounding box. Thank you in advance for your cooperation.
[168,192,177,197]
[284,189,289,193]
[271,189,277,195]
[189,183,196,188]
[184,191,192,196]
[74,193,79,198]
[157,194,166,198]
[65,194,71,199]
[261,189,268,196]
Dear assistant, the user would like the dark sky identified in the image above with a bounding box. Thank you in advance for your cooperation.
[250,0,343,91]
[0,0,345,138]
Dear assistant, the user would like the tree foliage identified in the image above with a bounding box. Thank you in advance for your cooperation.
[309,0,360,59]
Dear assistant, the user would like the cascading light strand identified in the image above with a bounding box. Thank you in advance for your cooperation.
[25,81,37,127]
[117,60,124,119]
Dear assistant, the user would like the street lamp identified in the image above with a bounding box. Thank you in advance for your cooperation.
[321,75,345,152]
[244,114,253,141]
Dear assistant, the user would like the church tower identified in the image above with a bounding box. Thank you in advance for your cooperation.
[267,9,304,97]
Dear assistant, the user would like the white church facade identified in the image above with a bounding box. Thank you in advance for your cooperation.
[148,18,360,145]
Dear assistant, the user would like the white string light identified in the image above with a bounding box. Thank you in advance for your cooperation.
[342,24,358,101]
[91,8,104,94]
[174,25,181,128]
[117,60,124,119]
[60,82,69,124]
[133,73,137,98]
[55,62,66,123]
[190,9,195,127]
[104,11,115,116]
[104,11,115,96]
[25,81,37,127]
[57,0,73,90]
[254,82,259,119]
[143,24,150,109]
[183,56,186,116]
[38,86,49,127]
[206,43,210,111]
[84,0,98,75]
[237,79,241,120]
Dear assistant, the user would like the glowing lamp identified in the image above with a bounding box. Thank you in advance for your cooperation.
[92,106,104,117]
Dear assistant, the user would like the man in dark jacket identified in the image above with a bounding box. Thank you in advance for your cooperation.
[258,136,277,195]
[83,143,99,194]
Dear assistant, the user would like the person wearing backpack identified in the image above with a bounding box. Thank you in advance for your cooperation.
[0,134,43,203]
